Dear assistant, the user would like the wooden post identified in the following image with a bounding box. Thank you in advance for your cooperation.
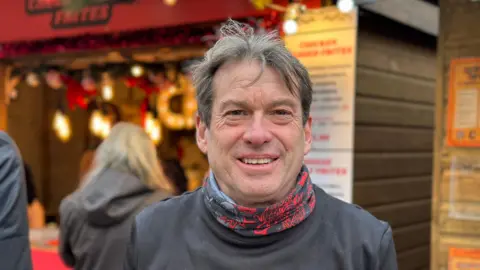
[432,0,480,269]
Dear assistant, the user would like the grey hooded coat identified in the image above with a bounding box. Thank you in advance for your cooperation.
[59,169,169,270]
[0,131,33,270]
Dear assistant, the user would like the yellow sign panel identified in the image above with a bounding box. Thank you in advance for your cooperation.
[284,7,357,68]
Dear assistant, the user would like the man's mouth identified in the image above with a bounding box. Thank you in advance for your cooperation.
[239,158,278,165]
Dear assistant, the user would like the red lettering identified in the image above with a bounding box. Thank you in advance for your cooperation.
[313,167,347,175]
[304,159,331,166]
[299,39,337,48]
[312,134,330,141]
[30,0,62,10]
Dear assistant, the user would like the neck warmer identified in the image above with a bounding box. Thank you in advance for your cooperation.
[203,165,316,237]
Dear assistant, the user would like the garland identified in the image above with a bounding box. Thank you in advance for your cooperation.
[0,13,281,59]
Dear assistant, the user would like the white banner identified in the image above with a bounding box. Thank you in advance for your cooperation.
[285,6,358,203]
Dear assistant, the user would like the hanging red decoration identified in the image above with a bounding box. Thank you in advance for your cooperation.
[0,14,281,59]
[61,75,96,110]
[123,76,159,96]
[140,97,150,130]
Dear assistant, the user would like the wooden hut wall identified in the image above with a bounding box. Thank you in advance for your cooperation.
[353,10,437,270]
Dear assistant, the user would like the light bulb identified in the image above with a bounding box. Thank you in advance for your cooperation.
[102,85,114,101]
[283,19,298,35]
[81,76,96,92]
[150,121,161,145]
[164,0,177,6]
[337,0,354,13]
[53,111,71,142]
[26,73,40,87]
[144,112,155,134]
[100,120,111,139]
[57,125,71,142]
[131,65,144,77]
[53,111,66,130]
[89,110,104,136]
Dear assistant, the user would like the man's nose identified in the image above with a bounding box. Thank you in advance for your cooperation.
[242,113,273,146]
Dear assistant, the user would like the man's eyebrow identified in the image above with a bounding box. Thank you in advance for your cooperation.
[218,98,298,111]
[218,100,250,111]
[269,99,297,108]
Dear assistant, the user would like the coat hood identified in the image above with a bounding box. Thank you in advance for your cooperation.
[79,169,153,227]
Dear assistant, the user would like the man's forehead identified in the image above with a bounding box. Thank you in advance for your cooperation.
[214,60,266,86]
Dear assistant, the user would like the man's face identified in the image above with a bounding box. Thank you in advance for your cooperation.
[196,60,312,207]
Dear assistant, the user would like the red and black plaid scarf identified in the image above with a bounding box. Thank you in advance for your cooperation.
[203,165,316,237]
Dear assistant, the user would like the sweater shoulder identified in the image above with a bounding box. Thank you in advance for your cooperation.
[135,187,202,229]
[314,186,391,247]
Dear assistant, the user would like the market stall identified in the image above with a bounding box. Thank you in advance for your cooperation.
[2,0,281,221]
[0,1,331,268]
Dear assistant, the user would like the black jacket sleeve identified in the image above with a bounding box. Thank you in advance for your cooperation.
[0,131,33,270]
[377,225,398,270]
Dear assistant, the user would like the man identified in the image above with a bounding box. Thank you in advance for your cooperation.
[0,132,33,270]
[124,20,398,269]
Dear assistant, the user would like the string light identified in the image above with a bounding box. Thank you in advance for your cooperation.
[337,0,354,13]
[283,20,298,35]
[99,119,112,139]
[102,85,114,101]
[130,64,145,77]
[89,110,104,136]
[53,110,71,142]
[101,72,114,101]
[149,120,162,145]
[144,112,156,134]
[89,109,112,139]
[282,2,306,35]
[25,72,40,87]
[164,0,177,6]
[144,111,162,145]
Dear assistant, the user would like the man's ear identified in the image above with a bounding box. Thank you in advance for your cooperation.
[196,114,208,154]
[304,116,312,155]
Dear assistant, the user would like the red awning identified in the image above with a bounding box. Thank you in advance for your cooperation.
[0,0,267,43]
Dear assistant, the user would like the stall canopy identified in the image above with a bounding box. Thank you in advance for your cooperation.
[0,0,267,43]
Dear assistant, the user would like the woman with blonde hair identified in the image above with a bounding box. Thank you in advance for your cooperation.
[59,122,173,270]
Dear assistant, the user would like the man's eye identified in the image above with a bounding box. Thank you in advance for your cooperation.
[227,110,247,116]
[274,110,291,116]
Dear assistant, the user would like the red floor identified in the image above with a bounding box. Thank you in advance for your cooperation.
[31,249,71,270]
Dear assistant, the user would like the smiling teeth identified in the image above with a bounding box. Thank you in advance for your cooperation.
[242,158,273,164]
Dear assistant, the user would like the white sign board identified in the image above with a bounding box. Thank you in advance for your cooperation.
[285,7,358,203]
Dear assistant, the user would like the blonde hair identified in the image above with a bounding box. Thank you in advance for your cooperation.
[82,122,173,193]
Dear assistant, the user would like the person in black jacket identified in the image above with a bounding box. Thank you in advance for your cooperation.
[124,19,398,270]
[161,158,189,195]
[0,131,33,270]
[23,163,46,228]
[59,122,173,270]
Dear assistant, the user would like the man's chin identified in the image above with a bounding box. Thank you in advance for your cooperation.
[235,190,279,207]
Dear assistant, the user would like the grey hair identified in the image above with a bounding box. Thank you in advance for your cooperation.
[191,19,312,127]
[81,122,173,193]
